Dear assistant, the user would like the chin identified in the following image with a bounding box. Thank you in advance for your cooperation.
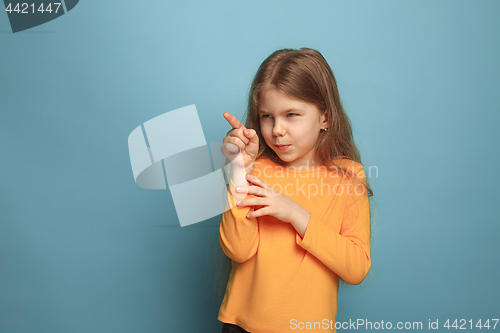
[276,155,294,162]
[271,149,293,162]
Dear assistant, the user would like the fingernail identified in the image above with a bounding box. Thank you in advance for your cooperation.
[235,187,241,192]
[236,200,242,206]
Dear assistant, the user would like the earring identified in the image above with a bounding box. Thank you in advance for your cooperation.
[322,128,328,132]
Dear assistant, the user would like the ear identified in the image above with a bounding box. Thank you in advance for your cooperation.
[319,111,328,130]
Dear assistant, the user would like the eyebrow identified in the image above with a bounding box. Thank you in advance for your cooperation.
[258,108,302,114]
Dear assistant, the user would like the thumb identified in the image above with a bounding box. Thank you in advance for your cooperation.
[244,129,259,150]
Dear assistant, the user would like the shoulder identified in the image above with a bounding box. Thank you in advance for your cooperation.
[331,157,366,180]
[332,157,363,170]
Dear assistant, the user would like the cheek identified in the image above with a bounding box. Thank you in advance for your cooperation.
[290,125,307,138]
[293,127,317,144]
[260,122,271,136]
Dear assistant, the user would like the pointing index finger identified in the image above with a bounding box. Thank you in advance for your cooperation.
[223,112,246,130]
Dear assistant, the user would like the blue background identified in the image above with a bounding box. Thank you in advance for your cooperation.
[1,1,499,332]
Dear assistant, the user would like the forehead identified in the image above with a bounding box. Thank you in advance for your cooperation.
[258,86,309,113]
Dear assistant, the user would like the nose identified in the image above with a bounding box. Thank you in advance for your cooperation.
[272,120,285,137]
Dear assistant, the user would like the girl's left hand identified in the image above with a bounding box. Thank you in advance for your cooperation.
[234,174,301,223]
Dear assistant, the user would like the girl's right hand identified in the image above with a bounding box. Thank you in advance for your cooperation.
[221,112,259,171]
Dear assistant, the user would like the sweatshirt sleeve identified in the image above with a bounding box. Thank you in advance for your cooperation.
[295,164,371,285]
[219,179,259,263]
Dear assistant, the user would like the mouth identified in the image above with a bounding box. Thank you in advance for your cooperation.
[275,144,290,151]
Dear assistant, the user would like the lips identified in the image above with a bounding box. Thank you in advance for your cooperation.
[275,144,290,151]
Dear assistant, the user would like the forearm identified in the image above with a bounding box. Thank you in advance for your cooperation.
[296,197,371,284]
[229,161,254,199]
[220,190,259,263]
[220,162,258,263]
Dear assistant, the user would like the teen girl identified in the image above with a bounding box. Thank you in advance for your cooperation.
[217,47,373,333]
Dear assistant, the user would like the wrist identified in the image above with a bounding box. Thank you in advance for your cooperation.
[289,205,311,237]
[245,160,255,175]
[228,160,255,201]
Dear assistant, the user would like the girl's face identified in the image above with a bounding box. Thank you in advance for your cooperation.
[259,86,327,169]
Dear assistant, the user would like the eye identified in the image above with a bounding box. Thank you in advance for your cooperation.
[287,113,298,117]
[261,114,272,119]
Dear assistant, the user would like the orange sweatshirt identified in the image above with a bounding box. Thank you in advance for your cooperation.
[218,157,371,333]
